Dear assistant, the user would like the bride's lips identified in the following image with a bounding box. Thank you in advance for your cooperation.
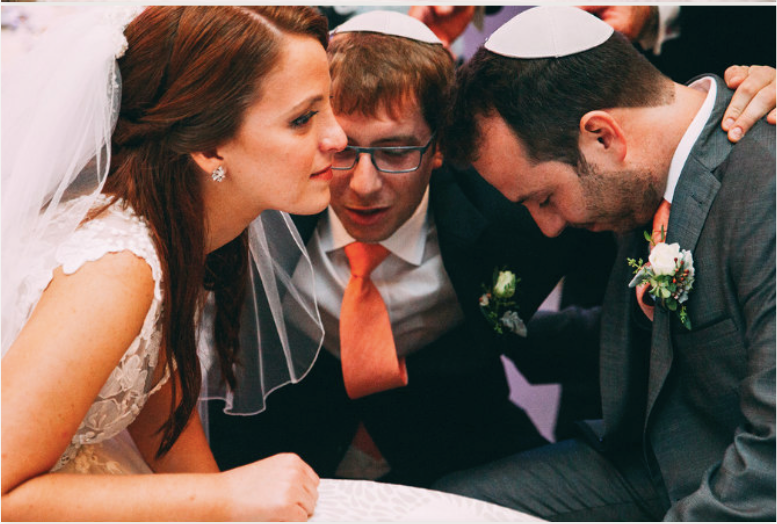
[310,166,333,182]
[344,206,390,226]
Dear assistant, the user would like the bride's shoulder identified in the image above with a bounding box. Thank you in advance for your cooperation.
[49,248,157,330]
[56,195,163,299]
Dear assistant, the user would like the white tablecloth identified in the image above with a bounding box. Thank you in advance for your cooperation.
[310,479,543,521]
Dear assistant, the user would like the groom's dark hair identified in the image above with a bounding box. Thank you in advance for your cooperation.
[443,31,673,169]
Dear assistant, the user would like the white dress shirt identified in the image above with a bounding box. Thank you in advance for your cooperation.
[294,187,465,360]
[664,76,717,203]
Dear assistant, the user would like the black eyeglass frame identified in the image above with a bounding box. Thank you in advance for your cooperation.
[332,132,438,174]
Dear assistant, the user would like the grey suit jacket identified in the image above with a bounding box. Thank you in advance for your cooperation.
[600,76,776,520]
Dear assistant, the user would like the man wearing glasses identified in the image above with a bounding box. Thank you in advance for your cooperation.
[207,11,584,487]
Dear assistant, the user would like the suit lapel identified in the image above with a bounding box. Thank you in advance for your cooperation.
[291,212,325,244]
[429,166,488,250]
[644,76,730,426]
[664,77,731,254]
[601,231,649,440]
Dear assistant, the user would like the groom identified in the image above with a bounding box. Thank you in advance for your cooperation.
[435,7,775,520]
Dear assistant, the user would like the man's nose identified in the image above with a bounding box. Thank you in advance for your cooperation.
[530,208,567,238]
[348,153,383,196]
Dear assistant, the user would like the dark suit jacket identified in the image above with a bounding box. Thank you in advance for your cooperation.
[209,163,593,485]
[599,77,775,520]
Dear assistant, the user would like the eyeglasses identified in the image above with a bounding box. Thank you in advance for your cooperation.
[332,132,437,174]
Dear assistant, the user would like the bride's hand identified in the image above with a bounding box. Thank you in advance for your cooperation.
[221,453,320,521]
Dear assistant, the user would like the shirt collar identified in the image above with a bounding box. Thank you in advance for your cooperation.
[322,187,430,266]
[663,76,717,203]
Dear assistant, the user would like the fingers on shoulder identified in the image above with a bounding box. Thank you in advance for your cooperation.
[736,66,775,99]
[723,66,777,141]
[724,64,750,87]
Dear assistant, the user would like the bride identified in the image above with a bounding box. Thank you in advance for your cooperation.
[1,6,345,521]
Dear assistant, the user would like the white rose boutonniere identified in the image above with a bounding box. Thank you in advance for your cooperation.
[648,242,683,276]
[628,241,695,330]
[480,269,527,336]
[494,270,517,298]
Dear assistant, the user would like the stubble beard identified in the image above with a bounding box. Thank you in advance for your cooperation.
[579,160,663,234]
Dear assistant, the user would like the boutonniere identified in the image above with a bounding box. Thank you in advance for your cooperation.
[627,235,695,330]
[479,268,527,337]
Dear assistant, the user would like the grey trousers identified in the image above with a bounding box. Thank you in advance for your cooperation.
[433,438,669,521]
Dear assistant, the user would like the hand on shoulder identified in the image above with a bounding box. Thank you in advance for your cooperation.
[723,65,776,142]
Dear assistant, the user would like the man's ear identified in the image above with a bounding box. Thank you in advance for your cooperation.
[431,147,444,170]
[578,110,627,166]
[190,149,224,176]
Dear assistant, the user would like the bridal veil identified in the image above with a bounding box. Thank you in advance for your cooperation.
[1,6,324,415]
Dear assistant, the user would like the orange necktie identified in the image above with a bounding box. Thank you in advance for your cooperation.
[340,242,408,399]
[636,199,672,321]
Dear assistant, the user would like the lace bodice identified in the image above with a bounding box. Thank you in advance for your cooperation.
[16,196,167,472]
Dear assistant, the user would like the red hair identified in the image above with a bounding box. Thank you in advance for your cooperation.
[328,31,454,132]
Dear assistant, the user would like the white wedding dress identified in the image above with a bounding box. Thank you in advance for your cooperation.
[17,195,166,475]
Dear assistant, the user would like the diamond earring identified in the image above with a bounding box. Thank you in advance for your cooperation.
[211,165,226,182]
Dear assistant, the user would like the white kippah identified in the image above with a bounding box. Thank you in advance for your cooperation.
[485,6,614,59]
[331,10,443,45]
